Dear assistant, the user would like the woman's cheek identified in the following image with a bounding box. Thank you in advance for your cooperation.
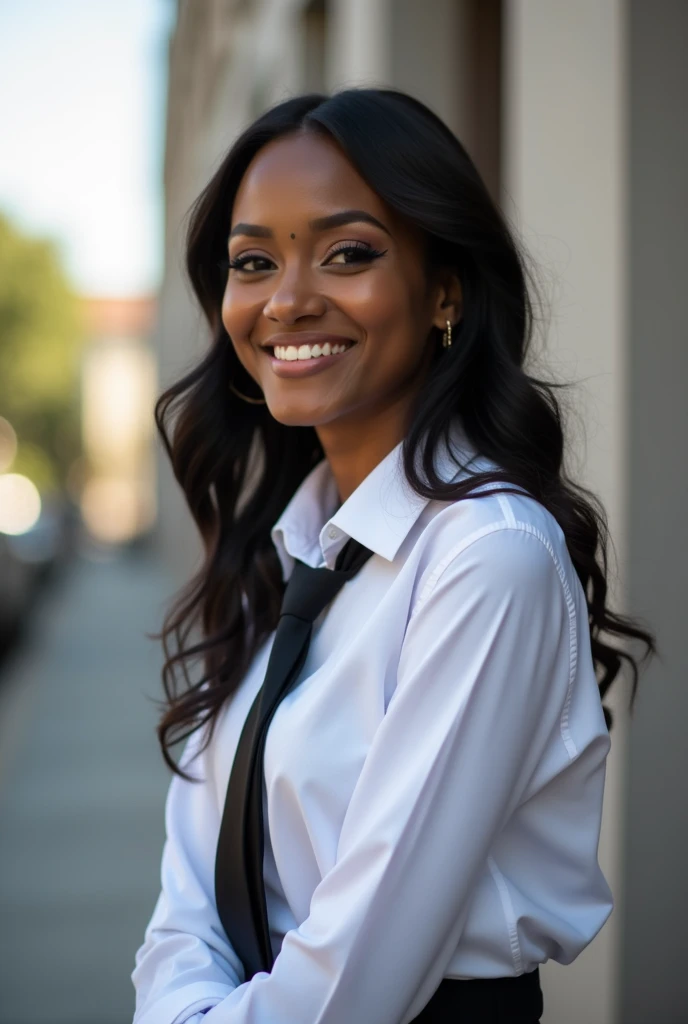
[334,269,393,319]
[223,299,256,351]
[353,273,413,332]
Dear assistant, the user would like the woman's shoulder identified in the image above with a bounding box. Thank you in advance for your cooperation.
[412,477,571,592]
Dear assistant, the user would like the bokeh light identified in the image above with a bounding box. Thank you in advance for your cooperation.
[0,472,42,535]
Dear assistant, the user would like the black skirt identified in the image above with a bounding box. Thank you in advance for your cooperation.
[410,968,543,1023]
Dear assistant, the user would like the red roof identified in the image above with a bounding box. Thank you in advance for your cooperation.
[81,295,157,338]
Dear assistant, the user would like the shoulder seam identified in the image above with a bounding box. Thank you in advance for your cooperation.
[497,492,517,527]
[413,519,514,611]
[411,511,579,761]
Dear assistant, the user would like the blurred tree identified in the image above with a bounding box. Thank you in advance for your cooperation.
[0,212,84,489]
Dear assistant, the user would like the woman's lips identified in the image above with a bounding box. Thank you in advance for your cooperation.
[262,342,356,378]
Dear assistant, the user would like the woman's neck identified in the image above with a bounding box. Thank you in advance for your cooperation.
[315,399,411,502]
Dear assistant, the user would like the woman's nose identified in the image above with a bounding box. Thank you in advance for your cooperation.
[262,265,327,324]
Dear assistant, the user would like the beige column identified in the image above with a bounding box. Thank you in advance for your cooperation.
[502,3,628,1023]
[325,0,393,89]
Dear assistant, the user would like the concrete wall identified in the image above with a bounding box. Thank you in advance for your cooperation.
[502,3,627,1022]
[621,2,688,1020]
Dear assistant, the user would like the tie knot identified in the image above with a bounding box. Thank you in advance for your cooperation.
[280,560,355,623]
[280,538,374,623]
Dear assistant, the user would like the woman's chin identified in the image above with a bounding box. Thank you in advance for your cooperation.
[264,397,334,429]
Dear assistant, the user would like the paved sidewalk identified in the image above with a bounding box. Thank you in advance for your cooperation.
[0,549,176,1024]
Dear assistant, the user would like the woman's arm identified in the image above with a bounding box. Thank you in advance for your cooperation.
[197,525,599,1024]
[132,725,245,1024]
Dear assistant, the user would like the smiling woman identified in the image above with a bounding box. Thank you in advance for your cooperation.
[133,89,655,1024]
[218,130,460,487]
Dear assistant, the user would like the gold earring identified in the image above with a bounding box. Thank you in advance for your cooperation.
[442,318,453,348]
[229,381,267,405]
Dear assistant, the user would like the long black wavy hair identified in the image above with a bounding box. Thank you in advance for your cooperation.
[155,87,656,776]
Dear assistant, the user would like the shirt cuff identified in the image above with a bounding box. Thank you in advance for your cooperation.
[171,998,223,1024]
[136,987,229,1024]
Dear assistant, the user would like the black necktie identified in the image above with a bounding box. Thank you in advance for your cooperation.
[215,537,374,979]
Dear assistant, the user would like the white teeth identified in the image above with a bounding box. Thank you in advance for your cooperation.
[271,340,350,361]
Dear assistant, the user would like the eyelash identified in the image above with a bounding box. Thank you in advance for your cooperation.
[219,241,387,274]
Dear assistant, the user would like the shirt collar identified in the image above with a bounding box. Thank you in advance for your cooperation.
[270,419,488,579]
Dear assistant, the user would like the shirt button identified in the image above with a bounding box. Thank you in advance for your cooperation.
[327,525,338,540]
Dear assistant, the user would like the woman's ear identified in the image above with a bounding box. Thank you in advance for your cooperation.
[431,271,463,330]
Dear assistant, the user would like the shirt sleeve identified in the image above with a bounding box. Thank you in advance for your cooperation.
[200,526,578,1024]
[132,724,245,1024]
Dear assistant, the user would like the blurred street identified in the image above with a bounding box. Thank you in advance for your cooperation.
[0,549,174,1024]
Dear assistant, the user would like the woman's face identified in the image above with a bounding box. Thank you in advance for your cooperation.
[222,130,459,432]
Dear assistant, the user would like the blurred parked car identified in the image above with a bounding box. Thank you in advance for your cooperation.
[0,495,77,658]
[0,531,32,652]
[6,497,74,576]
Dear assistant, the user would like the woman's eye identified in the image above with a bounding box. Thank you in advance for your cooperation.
[325,243,387,266]
[227,254,274,273]
[222,242,387,275]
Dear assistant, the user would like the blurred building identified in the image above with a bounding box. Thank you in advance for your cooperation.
[154,2,687,1022]
[81,296,158,546]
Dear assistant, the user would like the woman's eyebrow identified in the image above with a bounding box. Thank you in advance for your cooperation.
[229,222,273,239]
[229,209,391,240]
[309,210,391,235]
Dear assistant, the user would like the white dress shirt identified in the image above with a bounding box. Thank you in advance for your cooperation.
[132,423,613,1024]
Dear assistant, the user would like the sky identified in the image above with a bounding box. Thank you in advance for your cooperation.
[0,0,175,297]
